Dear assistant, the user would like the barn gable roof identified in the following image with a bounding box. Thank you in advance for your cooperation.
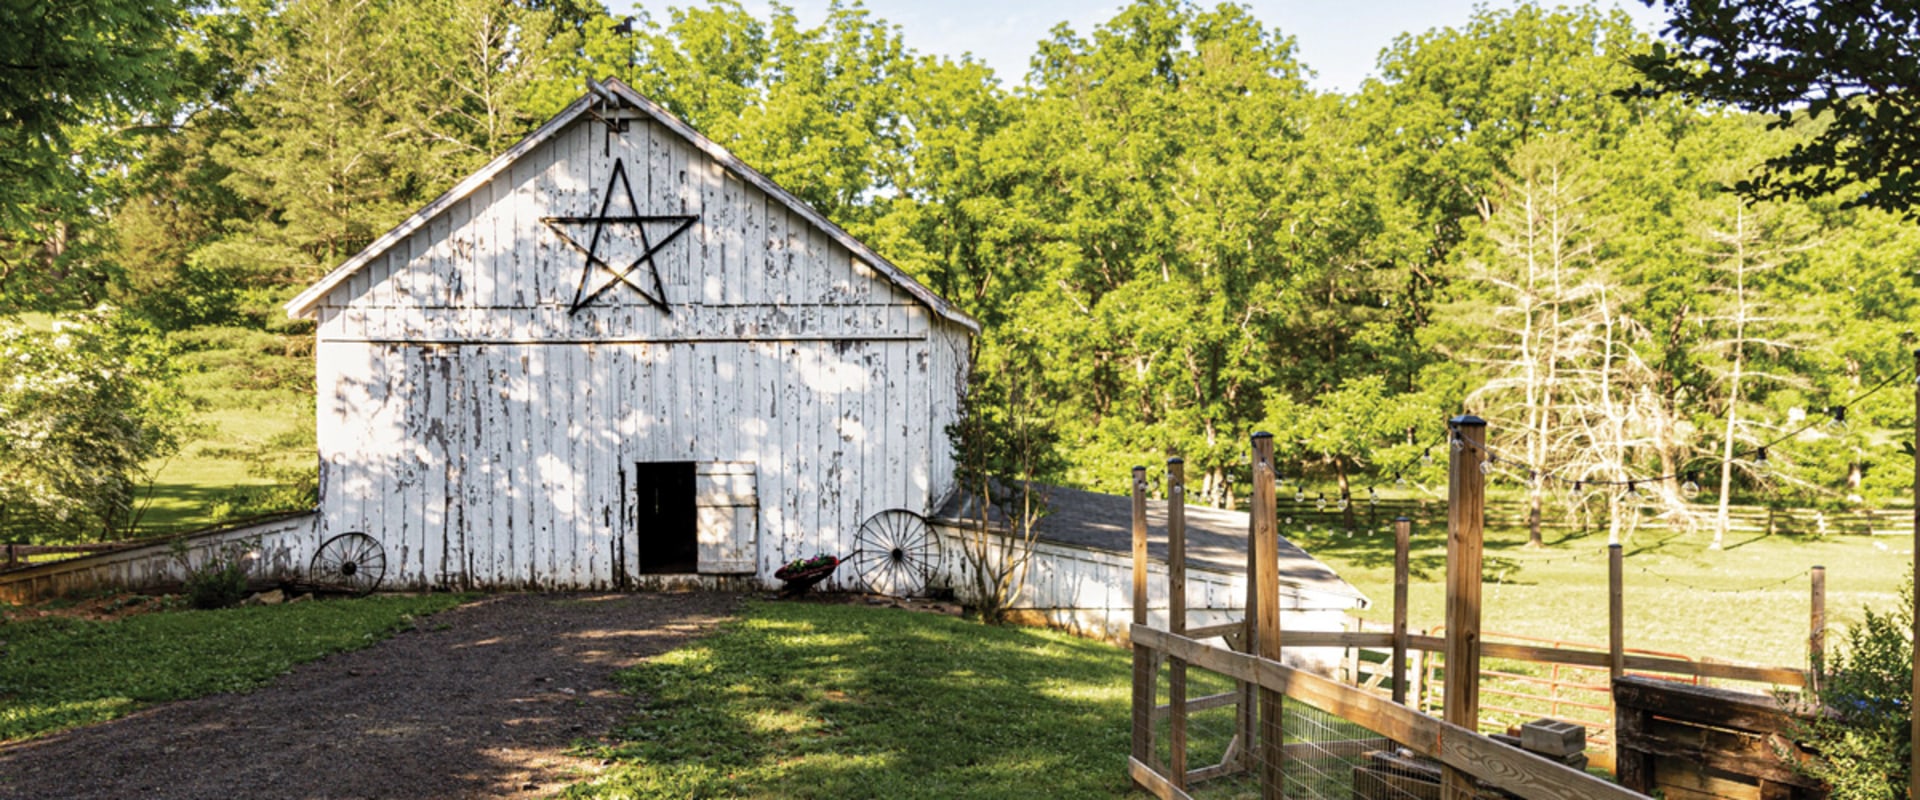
[285,77,980,334]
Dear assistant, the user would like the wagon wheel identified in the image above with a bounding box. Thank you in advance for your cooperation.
[309,532,386,596]
[849,509,939,597]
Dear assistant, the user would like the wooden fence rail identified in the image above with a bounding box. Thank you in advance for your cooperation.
[1130,427,1662,800]
[1132,626,1648,800]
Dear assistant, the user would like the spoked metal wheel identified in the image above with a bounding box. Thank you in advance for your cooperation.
[309,532,387,596]
[849,509,940,597]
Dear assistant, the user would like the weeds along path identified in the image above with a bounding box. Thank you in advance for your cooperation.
[0,592,739,800]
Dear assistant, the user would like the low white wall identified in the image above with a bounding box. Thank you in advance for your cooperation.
[929,522,1363,646]
[0,512,318,604]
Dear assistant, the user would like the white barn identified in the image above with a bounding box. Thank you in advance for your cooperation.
[0,79,1363,648]
[281,78,977,590]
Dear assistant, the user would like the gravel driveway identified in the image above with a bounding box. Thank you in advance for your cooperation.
[0,591,740,800]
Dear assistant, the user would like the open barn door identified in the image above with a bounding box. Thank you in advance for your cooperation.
[694,462,757,574]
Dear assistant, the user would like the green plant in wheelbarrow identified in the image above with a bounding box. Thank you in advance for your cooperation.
[774,554,839,594]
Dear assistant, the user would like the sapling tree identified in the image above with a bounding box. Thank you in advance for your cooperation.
[948,336,1063,624]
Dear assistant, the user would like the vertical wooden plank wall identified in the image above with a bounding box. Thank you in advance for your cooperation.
[309,113,966,590]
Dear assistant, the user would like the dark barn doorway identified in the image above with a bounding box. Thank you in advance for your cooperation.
[635,461,697,574]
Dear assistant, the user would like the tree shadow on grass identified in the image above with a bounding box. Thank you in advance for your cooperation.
[587,601,1141,800]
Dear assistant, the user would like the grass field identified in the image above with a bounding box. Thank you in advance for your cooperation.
[0,593,463,742]
[134,327,313,534]
[566,601,1143,799]
[1285,515,1909,670]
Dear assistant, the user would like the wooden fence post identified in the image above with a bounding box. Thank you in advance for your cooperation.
[1443,415,1486,800]
[1130,465,1154,782]
[1392,516,1412,706]
[1810,564,1825,692]
[1609,544,1625,686]
[1251,432,1285,800]
[1167,457,1189,789]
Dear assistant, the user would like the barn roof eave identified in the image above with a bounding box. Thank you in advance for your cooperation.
[285,78,981,336]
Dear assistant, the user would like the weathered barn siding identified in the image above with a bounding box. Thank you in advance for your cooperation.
[303,89,970,591]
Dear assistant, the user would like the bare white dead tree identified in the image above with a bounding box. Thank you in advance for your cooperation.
[1695,196,1815,549]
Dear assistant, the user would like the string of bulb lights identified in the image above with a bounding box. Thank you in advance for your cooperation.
[1633,565,1811,594]
[1246,358,1909,515]
[1447,362,1914,498]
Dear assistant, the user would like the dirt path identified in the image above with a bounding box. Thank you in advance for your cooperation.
[0,591,739,800]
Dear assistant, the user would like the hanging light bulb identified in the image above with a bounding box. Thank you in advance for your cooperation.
[1479,453,1495,475]
[1284,516,1293,525]
[1368,486,1379,507]
[1294,486,1305,503]
[1681,471,1701,500]
[1754,447,1771,479]
[1337,492,1350,512]
[1421,448,1434,466]
[1625,480,1640,501]
[1316,493,1327,511]
[1395,474,1408,487]
[1450,435,1465,453]
[1828,405,1848,431]
[1573,480,1583,493]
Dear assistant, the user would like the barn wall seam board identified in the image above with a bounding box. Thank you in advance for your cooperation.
[294,79,974,590]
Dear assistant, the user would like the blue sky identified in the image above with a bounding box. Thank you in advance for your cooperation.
[624,1,1671,94]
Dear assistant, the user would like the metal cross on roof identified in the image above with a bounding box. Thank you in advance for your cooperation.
[541,158,696,314]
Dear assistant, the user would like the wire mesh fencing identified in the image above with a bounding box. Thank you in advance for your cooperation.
[1147,656,1449,800]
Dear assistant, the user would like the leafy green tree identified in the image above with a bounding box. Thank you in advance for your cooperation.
[1360,4,1656,311]
[0,307,187,541]
[979,0,1392,503]
[1262,375,1426,527]
[1630,0,1920,217]
[0,0,190,229]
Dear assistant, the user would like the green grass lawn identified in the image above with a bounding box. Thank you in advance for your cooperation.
[0,593,464,742]
[132,327,314,535]
[1285,516,1909,670]
[566,601,1145,800]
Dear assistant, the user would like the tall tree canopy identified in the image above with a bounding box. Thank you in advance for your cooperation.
[7,0,1920,534]
[1630,0,1920,217]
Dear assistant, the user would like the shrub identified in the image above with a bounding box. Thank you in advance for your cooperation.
[175,537,259,610]
[0,307,188,541]
[1790,574,1913,800]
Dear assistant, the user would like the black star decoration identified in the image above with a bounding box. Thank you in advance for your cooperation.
[541,159,697,314]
